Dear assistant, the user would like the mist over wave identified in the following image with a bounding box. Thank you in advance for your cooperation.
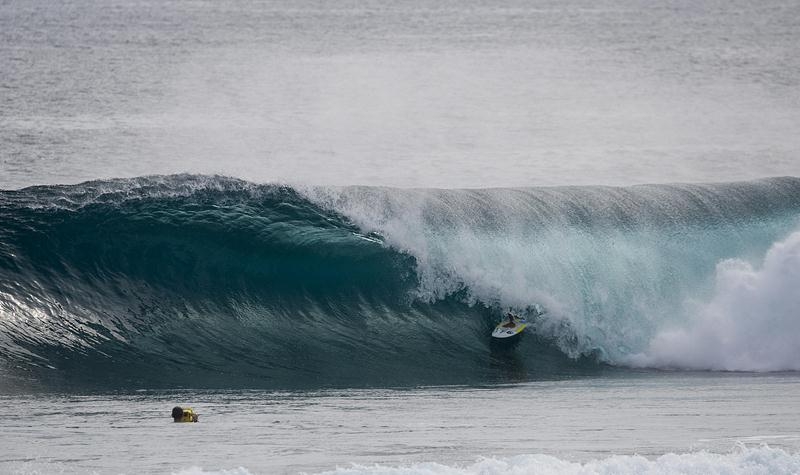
[1,175,799,388]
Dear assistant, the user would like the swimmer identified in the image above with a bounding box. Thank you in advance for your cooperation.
[171,406,199,423]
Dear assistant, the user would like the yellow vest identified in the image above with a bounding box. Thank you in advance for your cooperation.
[176,408,198,422]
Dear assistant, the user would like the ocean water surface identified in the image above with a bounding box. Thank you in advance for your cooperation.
[2,0,800,474]
[3,375,800,474]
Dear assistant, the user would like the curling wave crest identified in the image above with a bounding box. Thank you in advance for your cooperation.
[1,175,800,388]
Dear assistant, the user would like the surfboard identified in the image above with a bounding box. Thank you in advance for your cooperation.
[491,316,527,339]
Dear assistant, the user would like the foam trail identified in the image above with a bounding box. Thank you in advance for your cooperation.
[168,446,800,475]
[174,469,251,475]
[628,229,800,371]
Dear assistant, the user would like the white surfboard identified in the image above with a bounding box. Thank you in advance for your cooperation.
[491,316,527,339]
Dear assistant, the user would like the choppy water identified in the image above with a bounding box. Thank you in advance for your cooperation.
[2,375,800,475]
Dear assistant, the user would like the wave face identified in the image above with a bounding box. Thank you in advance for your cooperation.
[1,175,800,389]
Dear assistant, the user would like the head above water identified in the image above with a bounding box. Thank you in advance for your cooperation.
[171,406,198,423]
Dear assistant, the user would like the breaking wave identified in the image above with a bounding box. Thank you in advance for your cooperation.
[1,175,799,389]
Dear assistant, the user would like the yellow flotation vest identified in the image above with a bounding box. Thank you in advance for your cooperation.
[172,406,199,422]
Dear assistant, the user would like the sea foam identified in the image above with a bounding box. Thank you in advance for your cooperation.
[170,446,800,475]
[628,229,800,371]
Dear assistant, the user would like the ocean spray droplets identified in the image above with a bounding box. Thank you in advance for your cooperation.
[628,229,800,371]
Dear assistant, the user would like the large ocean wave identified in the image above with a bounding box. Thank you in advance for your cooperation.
[1,175,799,389]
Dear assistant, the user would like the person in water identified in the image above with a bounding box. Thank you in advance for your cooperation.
[172,406,199,423]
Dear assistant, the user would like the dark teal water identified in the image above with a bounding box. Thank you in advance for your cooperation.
[2,175,799,390]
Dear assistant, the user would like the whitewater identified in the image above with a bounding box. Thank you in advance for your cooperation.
[3,0,800,473]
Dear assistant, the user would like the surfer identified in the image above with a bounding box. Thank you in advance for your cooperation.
[492,312,527,340]
[505,313,517,327]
